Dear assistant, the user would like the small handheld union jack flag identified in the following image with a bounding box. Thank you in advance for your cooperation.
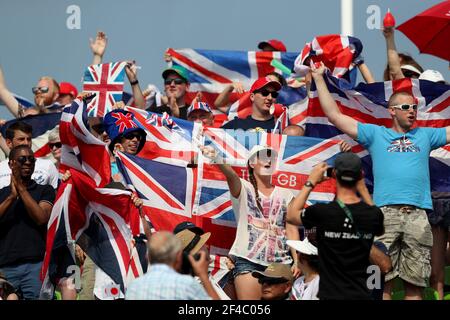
[83,61,127,117]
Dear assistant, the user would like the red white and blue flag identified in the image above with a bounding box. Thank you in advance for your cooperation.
[166,48,299,126]
[82,62,127,117]
[40,170,146,299]
[306,74,450,192]
[59,98,111,186]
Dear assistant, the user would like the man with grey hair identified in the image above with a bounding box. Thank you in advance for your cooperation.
[125,231,219,300]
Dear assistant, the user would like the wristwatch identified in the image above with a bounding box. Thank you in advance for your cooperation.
[304,181,315,188]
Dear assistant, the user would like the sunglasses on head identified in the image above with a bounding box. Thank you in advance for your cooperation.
[391,104,418,111]
[49,142,62,149]
[255,89,279,98]
[164,78,185,85]
[123,132,142,140]
[32,86,49,94]
[16,155,36,165]
[258,277,287,285]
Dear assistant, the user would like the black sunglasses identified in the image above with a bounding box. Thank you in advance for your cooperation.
[258,277,287,285]
[49,142,62,149]
[32,86,49,94]
[255,89,279,98]
[402,70,420,79]
[164,78,186,85]
[123,132,142,140]
[17,155,36,165]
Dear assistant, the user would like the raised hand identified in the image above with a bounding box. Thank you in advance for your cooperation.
[89,31,108,58]
[339,140,352,152]
[125,61,138,82]
[308,162,328,186]
[310,61,326,78]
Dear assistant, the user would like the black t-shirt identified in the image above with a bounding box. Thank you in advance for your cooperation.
[221,115,275,132]
[302,201,384,300]
[0,182,55,266]
[147,104,189,120]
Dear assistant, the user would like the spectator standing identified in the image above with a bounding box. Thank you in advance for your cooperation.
[287,153,384,300]
[311,61,450,299]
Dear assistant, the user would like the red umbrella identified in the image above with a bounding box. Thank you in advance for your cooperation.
[397,1,450,61]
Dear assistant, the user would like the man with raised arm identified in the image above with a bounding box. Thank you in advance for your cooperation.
[310,62,450,300]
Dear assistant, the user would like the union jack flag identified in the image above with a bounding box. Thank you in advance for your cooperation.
[167,48,299,126]
[40,169,145,299]
[306,74,450,192]
[59,98,111,186]
[124,106,200,166]
[82,62,127,117]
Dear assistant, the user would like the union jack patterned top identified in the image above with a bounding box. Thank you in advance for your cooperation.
[229,179,294,266]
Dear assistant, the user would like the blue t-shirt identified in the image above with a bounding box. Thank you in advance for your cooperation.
[357,123,447,209]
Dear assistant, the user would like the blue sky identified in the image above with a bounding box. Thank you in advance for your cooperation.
[0,0,448,120]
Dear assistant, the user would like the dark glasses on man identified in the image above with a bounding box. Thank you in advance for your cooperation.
[32,86,49,94]
[123,132,142,140]
[391,104,418,111]
[258,278,287,285]
[49,142,62,149]
[255,89,279,98]
[17,155,36,165]
[164,78,185,85]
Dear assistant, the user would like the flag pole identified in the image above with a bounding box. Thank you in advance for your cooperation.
[341,0,353,36]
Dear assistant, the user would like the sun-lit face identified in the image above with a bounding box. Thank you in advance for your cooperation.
[119,131,142,155]
[187,110,214,126]
[164,73,189,100]
[388,94,417,130]
[33,78,58,106]
[250,84,279,116]
[248,150,277,176]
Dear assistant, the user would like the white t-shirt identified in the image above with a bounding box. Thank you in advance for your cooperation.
[0,158,59,189]
[229,179,294,266]
[291,275,320,300]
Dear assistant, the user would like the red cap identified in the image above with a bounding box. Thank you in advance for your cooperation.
[59,82,78,97]
[250,77,282,93]
[258,39,287,52]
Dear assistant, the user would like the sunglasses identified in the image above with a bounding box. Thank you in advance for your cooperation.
[123,132,142,140]
[32,86,49,94]
[258,278,288,285]
[255,89,279,98]
[164,78,186,85]
[49,142,62,149]
[402,70,420,79]
[391,104,418,111]
[16,155,36,165]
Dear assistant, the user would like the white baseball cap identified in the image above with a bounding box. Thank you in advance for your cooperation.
[246,145,277,163]
[400,64,422,76]
[286,238,318,255]
[419,69,446,84]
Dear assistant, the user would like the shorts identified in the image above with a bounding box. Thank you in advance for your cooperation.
[428,194,450,228]
[375,205,432,288]
[231,256,266,278]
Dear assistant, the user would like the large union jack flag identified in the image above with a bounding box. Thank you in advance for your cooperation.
[167,48,299,126]
[306,74,450,192]
[82,62,127,117]
[40,169,146,299]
